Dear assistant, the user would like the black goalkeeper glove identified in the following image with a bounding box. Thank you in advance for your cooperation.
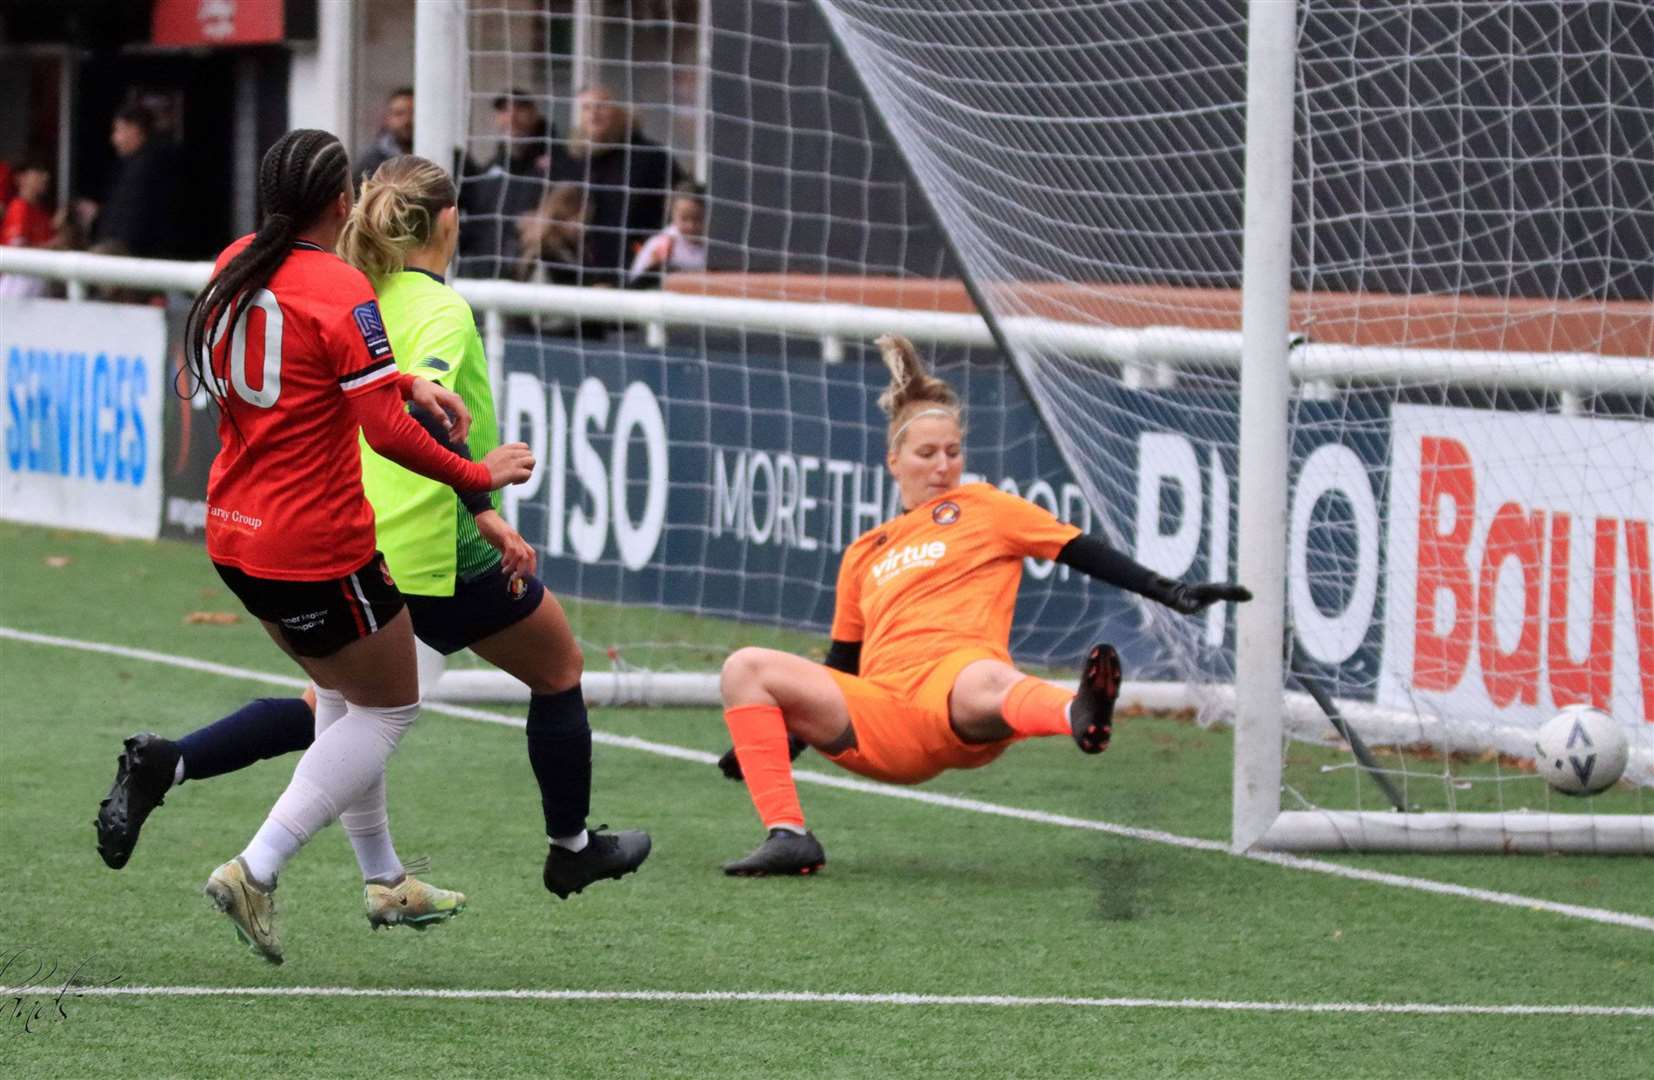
[1055,538,1253,618]
[1159,581,1253,615]
[718,736,809,781]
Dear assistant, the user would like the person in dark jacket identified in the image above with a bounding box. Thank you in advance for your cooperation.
[486,89,556,176]
[93,105,177,257]
[354,87,415,187]
[457,90,560,279]
[546,85,686,286]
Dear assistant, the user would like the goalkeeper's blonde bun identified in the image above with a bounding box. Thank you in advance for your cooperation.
[876,334,963,450]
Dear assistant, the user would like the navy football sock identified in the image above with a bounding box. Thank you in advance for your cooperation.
[526,687,592,840]
[176,697,315,782]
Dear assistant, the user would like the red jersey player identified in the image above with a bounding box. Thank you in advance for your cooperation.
[177,130,534,963]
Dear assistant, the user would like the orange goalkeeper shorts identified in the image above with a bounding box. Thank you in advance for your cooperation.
[821,645,1015,785]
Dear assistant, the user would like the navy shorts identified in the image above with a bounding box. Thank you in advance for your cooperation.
[405,561,546,655]
[214,552,406,659]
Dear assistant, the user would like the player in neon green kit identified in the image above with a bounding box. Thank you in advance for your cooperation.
[365,259,508,596]
[96,157,651,925]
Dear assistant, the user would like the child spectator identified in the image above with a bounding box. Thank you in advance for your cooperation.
[1,161,55,249]
[0,161,59,299]
[626,182,706,288]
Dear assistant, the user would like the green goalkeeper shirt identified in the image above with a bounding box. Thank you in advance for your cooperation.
[359,268,501,597]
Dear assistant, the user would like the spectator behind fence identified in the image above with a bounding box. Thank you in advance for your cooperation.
[0,160,59,298]
[548,86,686,286]
[487,89,556,176]
[56,196,101,254]
[91,104,177,258]
[355,87,414,187]
[457,89,560,278]
[626,181,707,288]
[514,183,613,337]
[2,160,56,249]
[84,240,162,305]
[515,183,590,287]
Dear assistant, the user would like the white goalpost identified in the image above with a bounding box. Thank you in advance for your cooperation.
[1232,0,1295,854]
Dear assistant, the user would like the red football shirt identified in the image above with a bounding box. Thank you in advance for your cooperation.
[0,198,54,248]
[204,237,413,580]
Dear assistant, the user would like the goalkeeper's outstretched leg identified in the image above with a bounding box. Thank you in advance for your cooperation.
[715,335,1242,878]
[716,639,1124,877]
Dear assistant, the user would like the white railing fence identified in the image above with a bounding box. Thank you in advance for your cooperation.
[3,248,1650,403]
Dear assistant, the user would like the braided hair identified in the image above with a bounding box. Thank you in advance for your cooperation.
[182,129,351,410]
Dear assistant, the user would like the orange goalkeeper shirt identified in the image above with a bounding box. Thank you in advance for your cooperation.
[830,483,1081,683]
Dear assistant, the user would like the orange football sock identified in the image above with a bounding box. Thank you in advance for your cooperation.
[1001,676,1075,738]
[725,703,805,830]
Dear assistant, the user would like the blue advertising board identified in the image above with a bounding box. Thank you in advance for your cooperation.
[497,337,1393,688]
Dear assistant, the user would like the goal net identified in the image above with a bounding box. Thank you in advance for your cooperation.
[455,0,1131,691]
[452,1,1651,849]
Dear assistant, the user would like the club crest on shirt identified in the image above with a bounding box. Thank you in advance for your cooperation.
[352,301,393,359]
[932,500,961,526]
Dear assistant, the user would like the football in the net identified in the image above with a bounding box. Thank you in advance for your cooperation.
[1534,705,1628,796]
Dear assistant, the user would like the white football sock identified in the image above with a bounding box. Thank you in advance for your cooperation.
[240,818,302,887]
[342,775,403,884]
[313,687,403,884]
[551,829,589,853]
[312,685,347,733]
[239,698,419,884]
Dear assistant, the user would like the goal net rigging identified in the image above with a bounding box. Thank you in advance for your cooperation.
[452,0,1651,851]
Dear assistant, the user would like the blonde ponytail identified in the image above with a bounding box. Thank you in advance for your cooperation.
[875,334,962,449]
[337,155,456,279]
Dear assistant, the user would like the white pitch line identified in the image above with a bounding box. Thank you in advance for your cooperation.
[0,627,313,691]
[60,984,1654,1017]
[4,625,1652,935]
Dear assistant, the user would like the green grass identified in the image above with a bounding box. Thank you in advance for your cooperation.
[554,596,828,671]
[1,522,1651,1079]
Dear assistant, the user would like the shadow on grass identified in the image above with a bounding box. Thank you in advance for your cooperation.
[1085,837,1175,923]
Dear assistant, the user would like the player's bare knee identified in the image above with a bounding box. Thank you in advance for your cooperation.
[988,671,1028,712]
[541,644,584,695]
[954,660,1022,714]
[527,673,578,696]
[720,646,772,701]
